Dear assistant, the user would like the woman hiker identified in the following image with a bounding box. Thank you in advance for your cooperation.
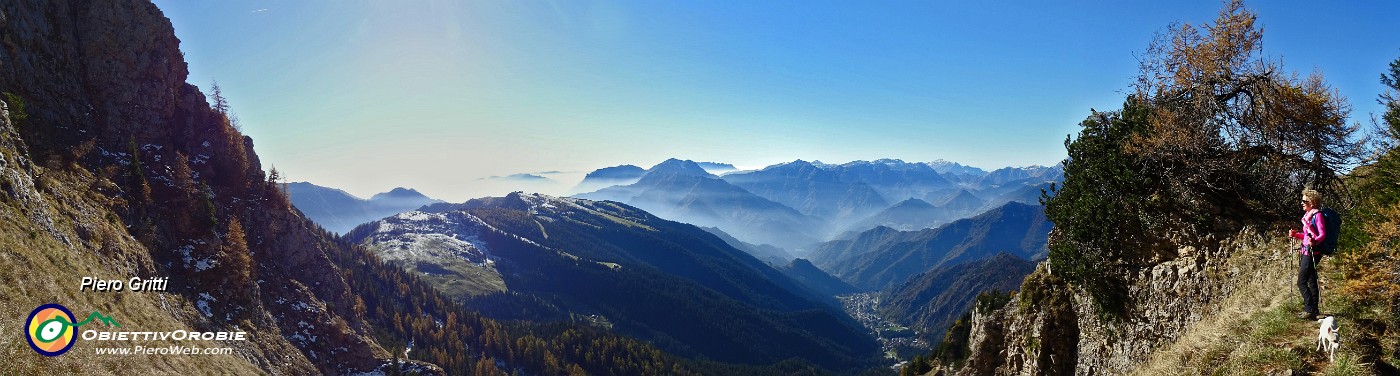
[1287,188,1325,320]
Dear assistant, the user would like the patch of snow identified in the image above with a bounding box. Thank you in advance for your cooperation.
[177,244,194,259]
[175,243,218,271]
[394,211,437,222]
[196,292,216,318]
[194,258,215,271]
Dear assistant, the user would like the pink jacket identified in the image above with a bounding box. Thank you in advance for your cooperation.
[1291,209,1325,255]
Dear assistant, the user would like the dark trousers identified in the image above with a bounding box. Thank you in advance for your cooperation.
[1298,252,1323,314]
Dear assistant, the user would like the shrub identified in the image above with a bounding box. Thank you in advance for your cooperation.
[2,92,28,126]
[1042,97,1157,317]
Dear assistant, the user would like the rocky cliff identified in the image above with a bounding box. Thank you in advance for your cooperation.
[0,1,404,373]
[952,229,1292,375]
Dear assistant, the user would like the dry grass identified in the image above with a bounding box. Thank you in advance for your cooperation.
[0,168,266,375]
[1131,233,1377,375]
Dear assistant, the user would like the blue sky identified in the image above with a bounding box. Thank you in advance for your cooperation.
[153,1,1400,202]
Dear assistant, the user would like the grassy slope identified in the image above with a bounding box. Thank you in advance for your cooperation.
[0,168,270,375]
[1132,235,1391,375]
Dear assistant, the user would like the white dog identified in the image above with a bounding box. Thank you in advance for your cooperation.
[1316,315,1340,362]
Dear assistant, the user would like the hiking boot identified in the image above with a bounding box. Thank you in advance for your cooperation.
[1297,312,1317,320]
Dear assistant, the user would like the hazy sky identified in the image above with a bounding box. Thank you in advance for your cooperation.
[152,1,1400,202]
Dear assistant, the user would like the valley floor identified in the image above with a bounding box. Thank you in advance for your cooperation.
[838,293,930,365]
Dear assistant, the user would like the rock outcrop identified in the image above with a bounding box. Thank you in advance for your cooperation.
[956,230,1283,375]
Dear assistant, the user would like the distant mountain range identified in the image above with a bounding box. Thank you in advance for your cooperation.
[300,158,1057,368]
[816,159,959,205]
[846,198,942,232]
[722,160,890,227]
[697,162,738,174]
[843,188,991,233]
[569,161,738,194]
[807,201,1051,291]
[574,158,1061,254]
[977,165,1064,187]
[286,182,443,233]
[936,189,986,213]
[344,192,880,369]
[927,159,988,177]
[485,173,554,181]
[577,159,828,250]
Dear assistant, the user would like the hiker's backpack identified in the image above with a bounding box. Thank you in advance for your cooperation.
[1315,208,1341,255]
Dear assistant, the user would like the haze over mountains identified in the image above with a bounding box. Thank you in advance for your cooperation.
[16,0,1395,374]
[285,158,1059,255]
[808,201,1052,291]
[568,161,737,194]
[577,159,829,250]
[3,2,737,373]
[575,158,1060,255]
[344,192,881,369]
[286,182,443,234]
[282,156,1061,368]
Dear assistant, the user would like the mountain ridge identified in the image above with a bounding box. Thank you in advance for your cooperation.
[809,201,1051,291]
[345,192,882,369]
[845,198,946,232]
[781,258,861,297]
[878,252,1035,345]
[577,165,827,250]
[287,181,443,234]
[722,159,890,227]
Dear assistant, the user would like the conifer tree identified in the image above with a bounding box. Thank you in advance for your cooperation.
[210,80,228,115]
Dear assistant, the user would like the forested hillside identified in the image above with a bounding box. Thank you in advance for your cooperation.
[345,193,884,371]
